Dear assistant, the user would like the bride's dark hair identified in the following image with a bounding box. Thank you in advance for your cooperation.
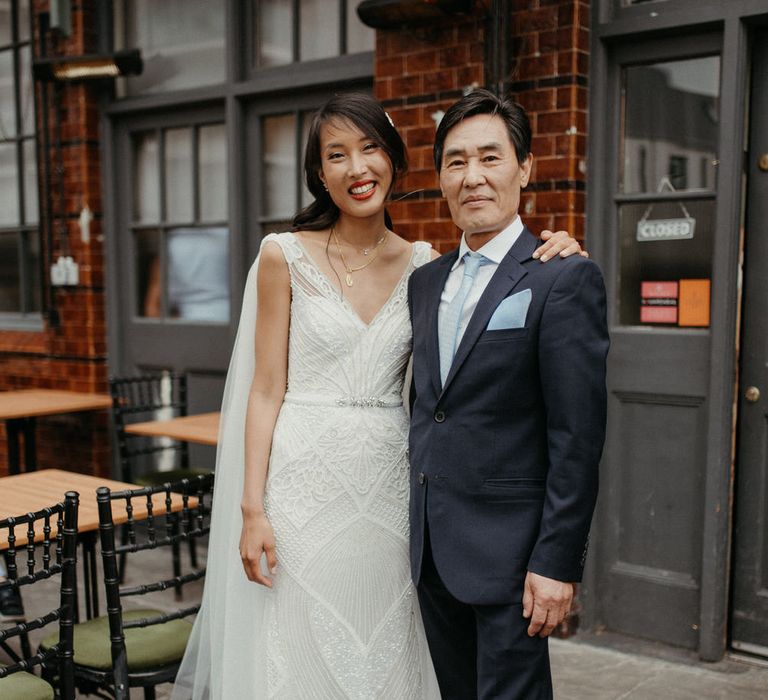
[291,93,408,232]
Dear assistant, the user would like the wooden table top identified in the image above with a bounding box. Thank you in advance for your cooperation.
[124,411,220,446]
[0,389,112,421]
[0,469,192,550]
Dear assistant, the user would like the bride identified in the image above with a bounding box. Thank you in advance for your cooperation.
[171,93,581,699]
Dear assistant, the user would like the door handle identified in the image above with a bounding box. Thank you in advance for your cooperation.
[745,386,761,403]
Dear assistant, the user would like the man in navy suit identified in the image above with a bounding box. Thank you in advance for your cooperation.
[408,89,609,699]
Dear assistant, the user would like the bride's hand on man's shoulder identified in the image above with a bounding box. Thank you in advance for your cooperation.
[239,509,278,587]
[534,230,589,262]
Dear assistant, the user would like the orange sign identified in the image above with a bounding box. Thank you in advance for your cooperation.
[678,279,710,327]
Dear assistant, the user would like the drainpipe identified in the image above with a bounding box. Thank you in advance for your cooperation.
[36,12,59,328]
[486,0,511,96]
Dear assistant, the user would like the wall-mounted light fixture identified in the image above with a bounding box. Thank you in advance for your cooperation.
[357,0,475,29]
[32,48,142,82]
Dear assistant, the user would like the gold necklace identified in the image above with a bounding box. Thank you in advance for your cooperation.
[332,227,388,287]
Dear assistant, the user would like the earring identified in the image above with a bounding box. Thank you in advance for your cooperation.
[323,183,328,191]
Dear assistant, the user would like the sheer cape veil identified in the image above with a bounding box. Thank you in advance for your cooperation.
[171,256,267,699]
[170,241,440,699]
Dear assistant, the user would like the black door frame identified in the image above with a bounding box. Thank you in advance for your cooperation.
[730,27,768,657]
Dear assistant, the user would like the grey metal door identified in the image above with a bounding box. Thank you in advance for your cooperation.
[590,36,723,650]
[731,33,768,656]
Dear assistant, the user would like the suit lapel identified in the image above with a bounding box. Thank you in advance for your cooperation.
[440,228,538,395]
[426,250,458,397]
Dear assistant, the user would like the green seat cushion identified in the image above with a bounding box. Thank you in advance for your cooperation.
[0,667,55,700]
[41,608,192,672]
[134,468,212,487]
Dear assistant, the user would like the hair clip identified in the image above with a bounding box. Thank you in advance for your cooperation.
[385,111,395,128]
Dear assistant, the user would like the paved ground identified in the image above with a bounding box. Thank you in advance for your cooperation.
[551,635,768,699]
[4,541,768,699]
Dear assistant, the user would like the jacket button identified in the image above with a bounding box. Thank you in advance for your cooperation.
[418,473,426,485]
[434,410,446,423]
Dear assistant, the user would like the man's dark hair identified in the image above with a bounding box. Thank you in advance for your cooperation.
[433,88,532,172]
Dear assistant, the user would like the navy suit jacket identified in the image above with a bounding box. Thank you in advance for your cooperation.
[408,227,609,605]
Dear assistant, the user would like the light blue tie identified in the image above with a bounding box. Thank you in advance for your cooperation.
[439,252,487,386]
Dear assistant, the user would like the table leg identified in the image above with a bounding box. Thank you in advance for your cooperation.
[5,419,21,475]
[4,418,36,474]
[22,417,36,471]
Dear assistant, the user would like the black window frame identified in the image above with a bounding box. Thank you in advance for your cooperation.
[246,0,374,75]
[0,0,42,330]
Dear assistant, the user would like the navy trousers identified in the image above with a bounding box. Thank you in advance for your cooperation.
[417,528,553,700]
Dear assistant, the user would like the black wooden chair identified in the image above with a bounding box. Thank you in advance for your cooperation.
[109,373,211,487]
[0,492,78,700]
[109,373,211,584]
[67,474,213,700]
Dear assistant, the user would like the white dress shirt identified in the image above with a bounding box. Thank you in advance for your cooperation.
[438,216,524,349]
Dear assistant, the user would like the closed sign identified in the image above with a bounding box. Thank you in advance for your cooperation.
[637,217,695,241]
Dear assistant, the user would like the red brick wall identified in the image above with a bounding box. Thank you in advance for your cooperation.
[376,1,589,251]
[512,0,589,241]
[376,17,486,252]
[0,0,110,477]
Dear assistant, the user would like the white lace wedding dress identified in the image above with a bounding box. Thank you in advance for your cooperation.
[172,232,440,700]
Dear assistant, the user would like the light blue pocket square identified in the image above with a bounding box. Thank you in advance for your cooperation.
[487,289,532,330]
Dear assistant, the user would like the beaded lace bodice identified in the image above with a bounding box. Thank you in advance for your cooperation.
[265,232,429,404]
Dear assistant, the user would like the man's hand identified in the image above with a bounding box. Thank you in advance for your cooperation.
[534,230,589,262]
[522,571,575,637]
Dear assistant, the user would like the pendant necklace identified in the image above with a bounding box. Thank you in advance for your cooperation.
[332,227,388,287]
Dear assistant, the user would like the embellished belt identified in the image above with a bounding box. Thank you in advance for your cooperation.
[283,391,403,408]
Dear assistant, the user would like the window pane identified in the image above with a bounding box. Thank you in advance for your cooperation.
[199,124,227,222]
[135,229,161,317]
[18,0,30,42]
[26,229,40,312]
[23,138,37,225]
[167,227,229,322]
[165,128,193,223]
[0,233,20,312]
[300,0,339,61]
[256,0,293,67]
[346,2,374,54]
[618,199,714,327]
[0,50,15,139]
[262,114,296,219]
[122,0,225,95]
[19,45,34,136]
[133,132,160,223]
[0,142,20,226]
[0,3,10,45]
[622,57,720,194]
